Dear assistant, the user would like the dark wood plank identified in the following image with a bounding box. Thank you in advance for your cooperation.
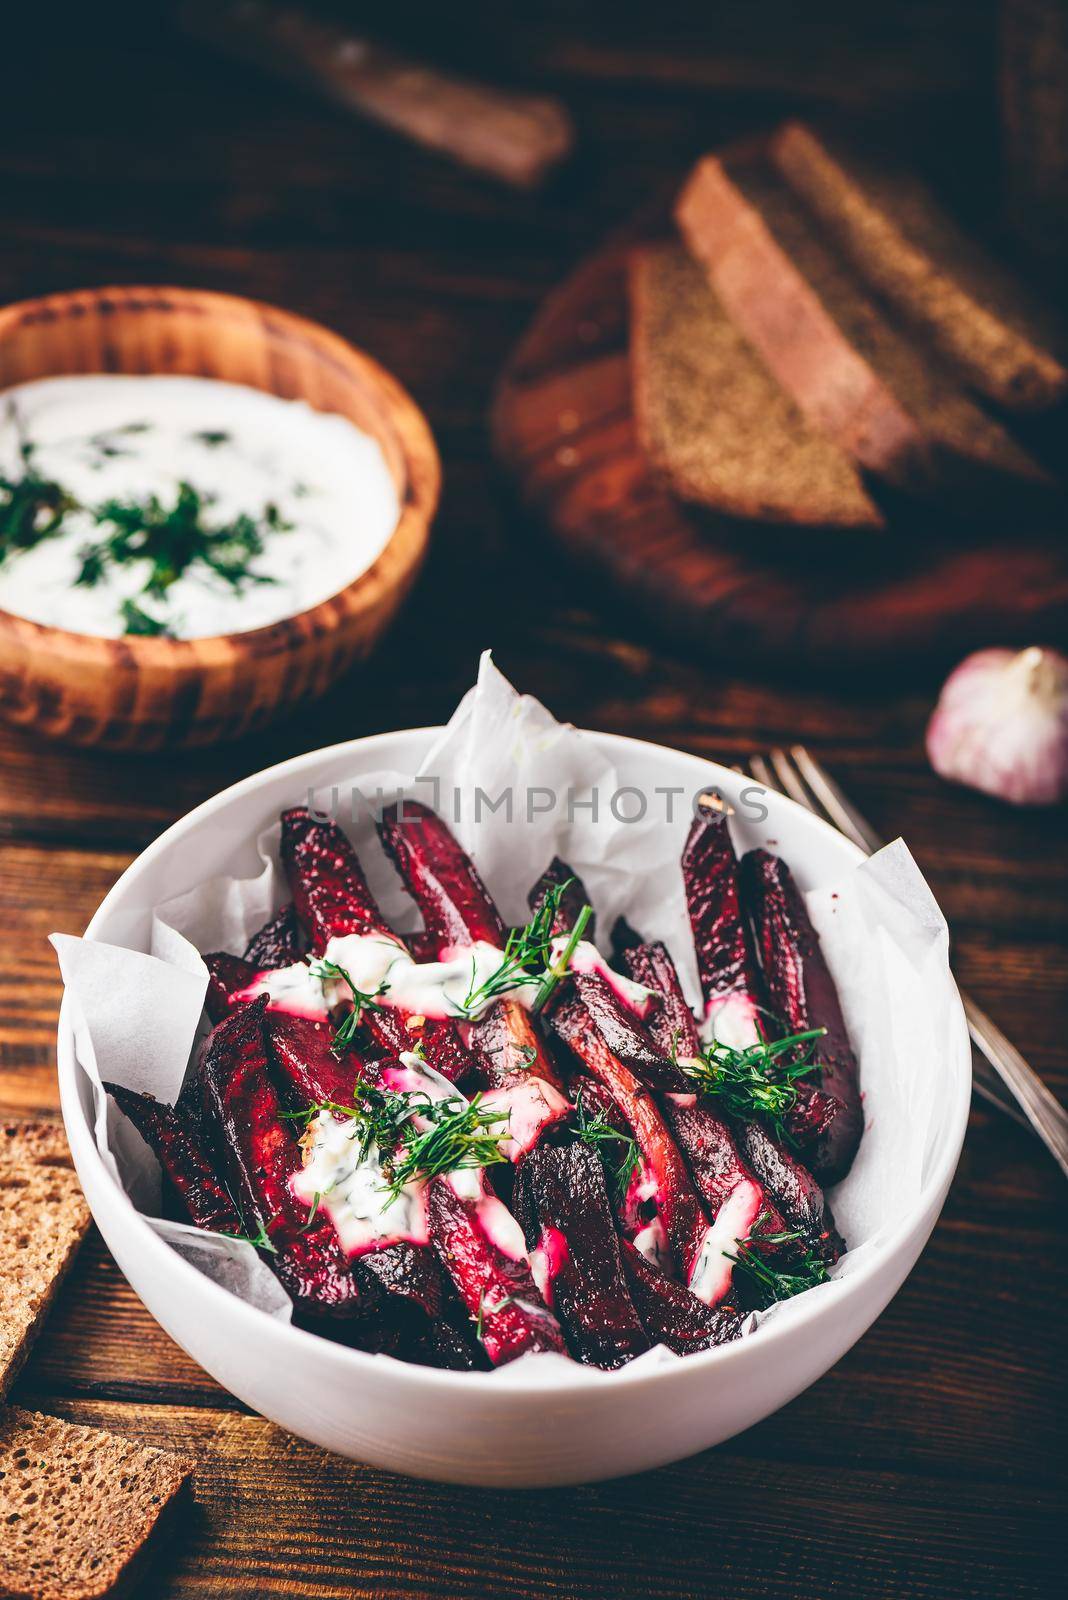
[8,1391,1061,1600]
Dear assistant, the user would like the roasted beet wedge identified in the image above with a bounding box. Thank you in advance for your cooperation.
[475,996,568,1095]
[379,802,568,1144]
[204,952,257,1022]
[663,1099,791,1304]
[528,856,597,942]
[265,1012,365,1107]
[244,903,306,969]
[569,1075,662,1245]
[620,939,702,1060]
[620,1241,742,1354]
[378,799,507,950]
[198,998,362,1316]
[281,806,394,950]
[551,998,723,1301]
[683,800,767,1046]
[742,848,863,1183]
[731,1117,844,1263]
[353,1242,487,1370]
[514,1142,649,1369]
[204,951,330,1027]
[104,1082,240,1235]
[425,1175,565,1366]
[572,972,689,1094]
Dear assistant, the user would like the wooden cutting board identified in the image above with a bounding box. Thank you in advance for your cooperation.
[492,241,1068,670]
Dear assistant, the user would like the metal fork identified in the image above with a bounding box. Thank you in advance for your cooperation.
[745,746,1068,1179]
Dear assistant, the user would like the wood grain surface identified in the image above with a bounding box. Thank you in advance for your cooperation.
[2,4,1066,1597]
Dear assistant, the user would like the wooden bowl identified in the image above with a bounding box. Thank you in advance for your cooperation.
[0,285,439,748]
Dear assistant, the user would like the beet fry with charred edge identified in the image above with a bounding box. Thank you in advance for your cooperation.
[282,807,487,1083]
[204,951,257,1023]
[617,934,836,1261]
[378,800,567,1101]
[198,997,363,1316]
[244,902,306,969]
[663,1097,793,1254]
[281,806,395,949]
[265,1011,366,1107]
[378,798,507,950]
[514,1142,649,1369]
[741,848,863,1184]
[572,971,689,1094]
[528,856,597,943]
[620,1240,742,1354]
[620,938,702,1060]
[425,1177,566,1366]
[353,1243,489,1371]
[103,1082,240,1235]
[550,997,716,1294]
[683,800,765,1016]
[731,1116,844,1263]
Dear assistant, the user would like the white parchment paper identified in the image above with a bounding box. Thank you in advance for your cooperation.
[52,651,964,1371]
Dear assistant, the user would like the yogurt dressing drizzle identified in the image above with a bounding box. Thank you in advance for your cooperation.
[0,375,399,638]
[242,930,657,1028]
[291,1050,535,1259]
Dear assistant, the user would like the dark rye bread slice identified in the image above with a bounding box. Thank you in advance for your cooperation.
[675,151,1053,503]
[629,242,883,528]
[771,121,1068,413]
[1,1120,91,1399]
[0,1407,192,1600]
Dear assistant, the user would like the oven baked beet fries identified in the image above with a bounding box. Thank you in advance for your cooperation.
[106,799,859,1370]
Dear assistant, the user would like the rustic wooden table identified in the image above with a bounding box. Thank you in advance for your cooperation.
[2,6,1065,1596]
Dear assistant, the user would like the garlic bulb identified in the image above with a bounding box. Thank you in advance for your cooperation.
[926,646,1068,805]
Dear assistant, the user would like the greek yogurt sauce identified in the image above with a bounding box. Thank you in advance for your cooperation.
[238,931,657,1027]
[0,375,400,638]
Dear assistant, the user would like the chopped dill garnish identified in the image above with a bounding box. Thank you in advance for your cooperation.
[725,1212,830,1309]
[474,1288,516,1340]
[573,1085,640,1200]
[76,481,290,600]
[0,403,77,568]
[678,1027,826,1142]
[222,1218,279,1255]
[119,597,171,637]
[307,957,388,1055]
[454,880,592,1018]
[286,1081,509,1204]
[192,429,230,448]
[382,1093,508,1200]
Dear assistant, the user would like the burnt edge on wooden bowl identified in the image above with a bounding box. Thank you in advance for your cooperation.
[0,285,440,748]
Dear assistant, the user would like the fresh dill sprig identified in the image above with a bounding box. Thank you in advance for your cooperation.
[282,1083,424,1171]
[679,1027,826,1141]
[474,1288,516,1341]
[308,957,388,1055]
[285,1081,508,1203]
[382,1092,509,1200]
[455,880,593,1018]
[573,1086,640,1200]
[726,1211,830,1310]
[534,902,592,1011]
[222,1218,279,1255]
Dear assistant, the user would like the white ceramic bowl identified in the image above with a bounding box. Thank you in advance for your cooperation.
[57,728,972,1486]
